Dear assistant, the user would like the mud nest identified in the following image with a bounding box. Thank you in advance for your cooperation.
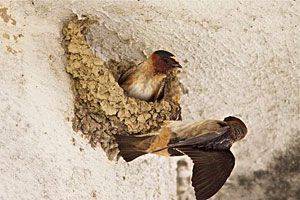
[62,16,182,160]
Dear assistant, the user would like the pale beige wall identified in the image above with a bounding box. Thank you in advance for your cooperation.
[0,1,299,200]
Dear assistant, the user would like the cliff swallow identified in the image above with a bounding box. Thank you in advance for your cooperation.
[115,116,248,200]
[118,50,181,102]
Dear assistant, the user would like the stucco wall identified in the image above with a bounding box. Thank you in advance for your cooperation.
[0,1,299,200]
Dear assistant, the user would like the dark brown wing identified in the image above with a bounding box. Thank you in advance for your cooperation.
[169,126,230,148]
[118,66,137,85]
[176,147,235,200]
[152,78,166,101]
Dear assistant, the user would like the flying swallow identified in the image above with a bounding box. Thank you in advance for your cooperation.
[118,50,182,102]
[115,116,248,200]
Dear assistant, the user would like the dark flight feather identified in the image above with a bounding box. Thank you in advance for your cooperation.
[176,146,235,200]
[168,126,230,148]
[118,66,137,85]
[152,79,166,101]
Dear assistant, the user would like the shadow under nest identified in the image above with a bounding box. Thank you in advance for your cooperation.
[62,17,182,160]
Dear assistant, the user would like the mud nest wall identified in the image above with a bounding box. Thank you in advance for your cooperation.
[62,17,182,160]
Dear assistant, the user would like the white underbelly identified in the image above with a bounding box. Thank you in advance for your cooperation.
[128,82,154,101]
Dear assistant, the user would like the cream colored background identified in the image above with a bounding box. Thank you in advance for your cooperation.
[0,0,299,200]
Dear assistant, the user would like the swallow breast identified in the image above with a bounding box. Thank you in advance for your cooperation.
[125,74,166,101]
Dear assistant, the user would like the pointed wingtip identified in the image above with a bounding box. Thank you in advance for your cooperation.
[177,148,235,200]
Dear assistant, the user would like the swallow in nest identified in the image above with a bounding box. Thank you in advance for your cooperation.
[115,116,248,200]
[118,50,182,102]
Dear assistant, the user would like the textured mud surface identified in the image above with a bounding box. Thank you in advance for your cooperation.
[63,17,182,160]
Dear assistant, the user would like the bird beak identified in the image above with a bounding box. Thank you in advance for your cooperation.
[170,56,182,68]
[173,63,182,68]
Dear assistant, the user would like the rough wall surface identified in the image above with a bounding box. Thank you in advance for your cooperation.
[0,1,299,200]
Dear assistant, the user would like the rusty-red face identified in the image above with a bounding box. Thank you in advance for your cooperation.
[151,50,182,73]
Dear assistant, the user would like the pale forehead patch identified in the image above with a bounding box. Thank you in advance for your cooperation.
[170,56,179,63]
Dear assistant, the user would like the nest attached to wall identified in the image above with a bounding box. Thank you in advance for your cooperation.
[62,16,182,160]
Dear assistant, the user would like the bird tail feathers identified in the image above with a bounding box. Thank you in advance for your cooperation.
[115,134,155,162]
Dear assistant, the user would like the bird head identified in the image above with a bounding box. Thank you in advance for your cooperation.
[224,116,248,141]
[150,50,182,73]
